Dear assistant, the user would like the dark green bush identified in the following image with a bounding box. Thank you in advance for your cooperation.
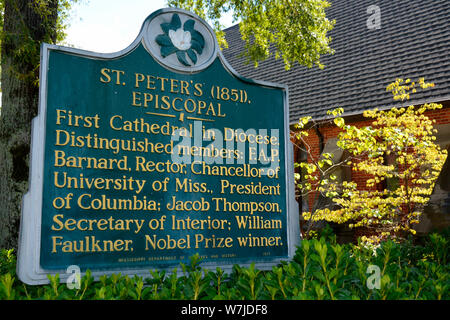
[1,231,448,300]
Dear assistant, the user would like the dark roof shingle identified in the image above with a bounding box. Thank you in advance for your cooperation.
[222,0,450,124]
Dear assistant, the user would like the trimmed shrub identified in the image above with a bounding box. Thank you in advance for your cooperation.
[1,230,448,300]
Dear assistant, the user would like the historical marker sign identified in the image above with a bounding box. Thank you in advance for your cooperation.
[17,8,299,284]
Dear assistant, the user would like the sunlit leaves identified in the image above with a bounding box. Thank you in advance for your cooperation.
[295,78,447,244]
[167,0,335,70]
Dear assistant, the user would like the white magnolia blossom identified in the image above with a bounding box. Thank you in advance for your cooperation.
[169,28,191,50]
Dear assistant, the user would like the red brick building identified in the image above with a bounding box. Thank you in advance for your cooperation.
[223,0,450,238]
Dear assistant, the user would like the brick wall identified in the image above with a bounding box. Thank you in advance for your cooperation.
[292,106,450,212]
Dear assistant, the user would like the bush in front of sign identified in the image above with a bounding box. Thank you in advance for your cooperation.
[1,227,448,300]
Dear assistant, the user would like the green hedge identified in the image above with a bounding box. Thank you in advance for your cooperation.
[1,230,448,300]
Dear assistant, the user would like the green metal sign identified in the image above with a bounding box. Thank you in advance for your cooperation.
[17,8,299,284]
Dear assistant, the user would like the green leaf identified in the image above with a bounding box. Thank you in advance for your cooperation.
[191,40,203,55]
[155,34,173,47]
[161,45,178,58]
[191,30,205,47]
[187,48,197,64]
[183,19,195,31]
[334,117,345,127]
[176,50,191,66]
[161,22,173,34]
[170,13,182,30]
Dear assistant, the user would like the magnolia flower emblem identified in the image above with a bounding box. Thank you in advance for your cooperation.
[155,14,205,66]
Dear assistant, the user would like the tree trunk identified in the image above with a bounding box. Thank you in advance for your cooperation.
[0,0,58,249]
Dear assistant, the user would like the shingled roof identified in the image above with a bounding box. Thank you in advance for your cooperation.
[222,0,450,124]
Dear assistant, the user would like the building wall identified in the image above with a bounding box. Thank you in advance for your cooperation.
[292,106,450,238]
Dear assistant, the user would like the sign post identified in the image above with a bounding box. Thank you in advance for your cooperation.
[17,8,299,285]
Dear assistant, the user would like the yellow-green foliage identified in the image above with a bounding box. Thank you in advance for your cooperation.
[167,0,335,70]
[297,78,447,243]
